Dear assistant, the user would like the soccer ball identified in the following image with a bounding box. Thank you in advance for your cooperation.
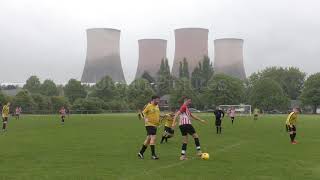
[201,153,210,160]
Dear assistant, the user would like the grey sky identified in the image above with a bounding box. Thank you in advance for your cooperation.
[0,0,319,84]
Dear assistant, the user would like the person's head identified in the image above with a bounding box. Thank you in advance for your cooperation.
[293,107,300,114]
[151,95,160,105]
[183,97,192,106]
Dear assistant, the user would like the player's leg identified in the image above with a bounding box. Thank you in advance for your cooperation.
[288,126,295,144]
[292,126,297,143]
[191,131,202,156]
[61,116,65,124]
[218,120,222,134]
[2,117,8,131]
[215,119,219,134]
[138,135,151,159]
[180,135,188,160]
[150,134,158,159]
[160,127,167,144]
[179,125,188,160]
[145,126,158,159]
[231,117,234,124]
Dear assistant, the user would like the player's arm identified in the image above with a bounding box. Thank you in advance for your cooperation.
[190,113,207,124]
[222,111,225,118]
[172,111,181,128]
[142,105,150,123]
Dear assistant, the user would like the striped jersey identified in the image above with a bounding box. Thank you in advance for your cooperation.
[179,104,192,125]
[59,108,66,116]
[230,109,236,117]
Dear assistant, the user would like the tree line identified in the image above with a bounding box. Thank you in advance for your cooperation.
[0,56,319,114]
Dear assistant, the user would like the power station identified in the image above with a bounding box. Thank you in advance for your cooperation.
[171,28,209,78]
[214,38,246,80]
[81,28,126,83]
[135,39,167,80]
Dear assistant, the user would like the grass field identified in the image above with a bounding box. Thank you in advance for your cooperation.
[0,113,319,180]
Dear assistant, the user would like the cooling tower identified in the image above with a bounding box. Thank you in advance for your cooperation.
[135,39,167,80]
[214,38,246,80]
[81,28,126,83]
[172,28,209,77]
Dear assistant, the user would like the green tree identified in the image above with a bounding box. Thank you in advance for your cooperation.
[182,58,189,79]
[0,91,7,105]
[178,58,190,79]
[23,76,41,94]
[72,97,104,114]
[191,56,214,91]
[12,90,36,112]
[64,79,87,104]
[40,79,59,96]
[300,73,320,114]
[32,94,50,112]
[157,58,172,96]
[248,67,306,100]
[127,79,155,109]
[249,78,290,112]
[203,74,244,107]
[170,78,200,109]
[51,96,69,112]
[90,76,118,102]
[115,83,128,101]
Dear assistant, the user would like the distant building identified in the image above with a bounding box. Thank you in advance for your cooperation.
[172,28,209,78]
[214,38,246,80]
[81,28,126,83]
[135,39,167,80]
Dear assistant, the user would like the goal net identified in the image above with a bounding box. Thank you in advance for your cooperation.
[219,104,252,116]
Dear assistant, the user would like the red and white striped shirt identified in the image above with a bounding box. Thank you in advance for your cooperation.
[179,104,192,125]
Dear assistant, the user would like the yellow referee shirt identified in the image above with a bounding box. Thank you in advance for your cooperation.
[2,105,10,118]
[143,103,160,127]
[286,112,298,125]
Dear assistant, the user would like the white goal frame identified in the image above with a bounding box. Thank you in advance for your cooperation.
[219,104,252,116]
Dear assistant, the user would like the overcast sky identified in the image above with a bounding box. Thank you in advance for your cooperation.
[0,0,319,84]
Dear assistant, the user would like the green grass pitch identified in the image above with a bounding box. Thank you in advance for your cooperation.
[0,113,319,180]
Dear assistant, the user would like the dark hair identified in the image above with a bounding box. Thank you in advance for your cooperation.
[151,95,160,100]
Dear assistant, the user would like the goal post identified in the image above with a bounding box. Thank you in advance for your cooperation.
[218,104,252,116]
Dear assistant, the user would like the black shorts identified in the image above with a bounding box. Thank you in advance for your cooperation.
[2,117,8,122]
[254,114,258,117]
[215,119,222,126]
[179,124,196,136]
[289,125,296,132]
[145,126,157,136]
[231,117,235,120]
[164,126,174,134]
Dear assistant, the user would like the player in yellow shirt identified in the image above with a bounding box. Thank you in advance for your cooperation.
[160,112,175,144]
[2,102,10,131]
[286,108,299,144]
[137,96,160,160]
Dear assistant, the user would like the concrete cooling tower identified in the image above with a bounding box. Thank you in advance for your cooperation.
[135,39,167,80]
[81,28,126,83]
[214,38,246,80]
[172,28,209,78]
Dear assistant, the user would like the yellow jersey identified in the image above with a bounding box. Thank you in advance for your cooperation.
[162,114,174,128]
[143,103,160,127]
[286,112,298,125]
[2,105,10,118]
[254,108,259,115]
